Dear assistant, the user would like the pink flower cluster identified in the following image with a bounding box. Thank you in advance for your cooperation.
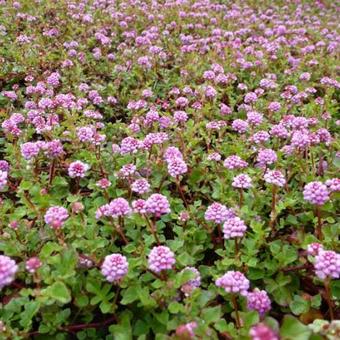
[314,250,340,280]
[68,160,90,178]
[180,267,201,296]
[222,217,247,239]
[0,255,18,289]
[145,194,171,218]
[96,198,131,219]
[215,271,249,296]
[44,206,69,229]
[148,246,175,273]
[303,181,329,205]
[101,254,129,283]
[250,323,279,340]
[205,202,234,224]
[247,289,271,316]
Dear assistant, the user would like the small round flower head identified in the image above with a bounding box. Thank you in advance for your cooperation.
[325,178,340,193]
[314,250,340,280]
[250,323,279,340]
[0,255,18,289]
[117,163,136,178]
[303,181,329,206]
[306,243,324,256]
[148,246,176,273]
[174,110,188,123]
[232,174,252,189]
[101,254,128,283]
[145,194,171,217]
[257,149,277,166]
[232,119,249,133]
[164,146,183,161]
[96,198,131,219]
[224,155,248,170]
[215,271,249,296]
[178,211,190,222]
[0,170,8,190]
[26,257,42,274]
[247,289,271,316]
[205,203,233,224]
[252,131,270,144]
[68,161,89,178]
[176,322,197,339]
[132,199,147,214]
[0,160,9,172]
[223,217,247,239]
[207,152,221,161]
[268,101,281,112]
[44,206,69,229]
[96,178,111,189]
[21,142,41,160]
[167,157,188,177]
[131,178,150,195]
[264,170,286,187]
[120,137,141,154]
[247,111,263,126]
[180,267,201,296]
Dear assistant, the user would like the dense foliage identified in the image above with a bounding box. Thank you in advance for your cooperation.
[0,0,339,339]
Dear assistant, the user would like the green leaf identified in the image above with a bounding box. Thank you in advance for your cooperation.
[202,306,222,324]
[121,285,139,305]
[289,295,310,315]
[42,281,71,304]
[19,301,40,329]
[280,315,311,340]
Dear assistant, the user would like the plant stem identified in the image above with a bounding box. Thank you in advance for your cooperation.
[234,238,239,258]
[315,206,323,240]
[231,294,241,329]
[144,215,160,245]
[238,189,243,207]
[324,278,334,320]
[176,178,188,209]
[48,159,56,187]
[269,185,277,232]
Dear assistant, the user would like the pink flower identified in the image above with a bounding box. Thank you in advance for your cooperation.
[232,174,252,189]
[215,271,249,296]
[250,323,279,340]
[167,157,188,177]
[306,243,324,256]
[0,170,8,190]
[176,322,197,339]
[224,155,248,170]
[325,178,340,192]
[303,181,329,206]
[131,179,150,194]
[96,178,111,189]
[180,267,201,296]
[314,250,340,280]
[148,246,176,273]
[132,199,147,214]
[0,255,18,289]
[247,289,271,316]
[96,198,131,219]
[101,254,128,283]
[68,161,89,178]
[205,203,234,224]
[145,194,170,217]
[44,206,69,229]
[257,149,277,166]
[26,257,42,274]
[223,217,247,239]
[264,170,286,187]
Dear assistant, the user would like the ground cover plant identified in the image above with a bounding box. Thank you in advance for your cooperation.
[0,0,339,339]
